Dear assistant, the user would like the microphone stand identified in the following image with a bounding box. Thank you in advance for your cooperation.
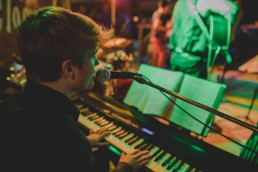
[133,75,258,133]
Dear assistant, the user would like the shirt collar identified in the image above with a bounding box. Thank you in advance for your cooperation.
[24,81,80,121]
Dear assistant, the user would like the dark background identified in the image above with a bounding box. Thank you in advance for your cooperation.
[0,0,257,66]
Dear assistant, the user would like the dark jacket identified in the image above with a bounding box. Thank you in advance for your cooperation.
[0,81,132,172]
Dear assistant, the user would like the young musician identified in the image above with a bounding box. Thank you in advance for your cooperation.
[0,6,151,172]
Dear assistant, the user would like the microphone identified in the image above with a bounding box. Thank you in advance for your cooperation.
[95,68,142,82]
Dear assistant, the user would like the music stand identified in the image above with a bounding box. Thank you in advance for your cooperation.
[238,55,258,124]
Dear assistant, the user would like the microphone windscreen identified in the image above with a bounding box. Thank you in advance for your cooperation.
[95,68,111,82]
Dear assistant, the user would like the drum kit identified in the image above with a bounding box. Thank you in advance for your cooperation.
[98,37,133,69]
[94,37,134,100]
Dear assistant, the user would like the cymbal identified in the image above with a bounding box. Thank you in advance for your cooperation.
[238,55,258,73]
[102,37,132,50]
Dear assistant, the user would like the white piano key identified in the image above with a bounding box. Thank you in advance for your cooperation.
[129,138,145,149]
[153,153,172,172]
[177,162,191,172]
[80,107,89,112]
[111,127,123,134]
[170,159,183,171]
[164,156,178,171]
[105,134,134,153]
[146,149,164,170]
[101,122,114,129]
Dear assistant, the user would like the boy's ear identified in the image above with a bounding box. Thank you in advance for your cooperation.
[62,60,75,79]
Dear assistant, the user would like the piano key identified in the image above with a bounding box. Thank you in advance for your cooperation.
[145,143,155,151]
[83,112,97,119]
[117,131,129,139]
[146,149,164,170]
[120,133,135,142]
[111,127,123,134]
[189,167,199,172]
[78,113,100,131]
[133,137,150,148]
[75,104,85,110]
[124,135,138,143]
[93,117,105,123]
[151,147,163,158]
[177,162,191,172]
[88,113,99,120]
[135,141,150,150]
[154,151,167,162]
[107,125,117,131]
[152,153,171,172]
[165,157,178,170]
[112,127,123,135]
[79,107,89,113]
[130,138,145,149]
[115,129,126,136]
[96,118,106,124]
[105,134,134,153]
[127,136,140,145]
[161,154,172,167]
[99,120,110,126]
[147,146,159,155]
[170,159,183,171]
[102,122,115,129]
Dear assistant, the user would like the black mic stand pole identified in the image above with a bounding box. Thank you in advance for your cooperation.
[133,76,258,133]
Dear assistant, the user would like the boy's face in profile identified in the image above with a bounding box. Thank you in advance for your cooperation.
[72,48,99,92]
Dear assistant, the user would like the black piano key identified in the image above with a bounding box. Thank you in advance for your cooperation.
[154,151,167,162]
[117,131,129,138]
[124,135,137,143]
[134,136,149,147]
[96,118,106,124]
[107,125,117,131]
[134,140,148,149]
[75,104,84,110]
[178,162,191,172]
[94,117,105,123]
[162,154,172,167]
[151,147,163,158]
[131,139,144,148]
[115,130,125,136]
[96,118,106,125]
[99,120,110,126]
[145,144,154,151]
[189,167,199,172]
[80,108,93,115]
[88,114,99,120]
[121,133,134,142]
[139,142,152,150]
[79,109,90,115]
[102,123,113,129]
[166,157,177,170]
[127,136,140,145]
[112,128,122,135]
[131,137,144,147]
[171,159,183,171]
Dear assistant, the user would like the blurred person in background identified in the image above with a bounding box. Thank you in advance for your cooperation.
[168,0,241,79]
[149,0,173,68]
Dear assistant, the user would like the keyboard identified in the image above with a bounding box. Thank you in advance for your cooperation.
[74,92,256,172]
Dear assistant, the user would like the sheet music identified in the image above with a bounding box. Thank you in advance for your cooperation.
[124,64,184,117]
[170,74,226,136]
